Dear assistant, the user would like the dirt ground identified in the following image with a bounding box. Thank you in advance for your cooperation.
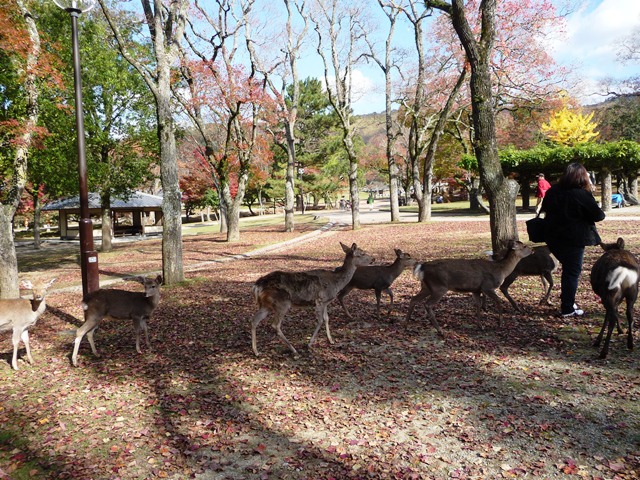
[1,216,640,479]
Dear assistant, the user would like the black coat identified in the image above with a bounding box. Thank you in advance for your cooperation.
[540,184,605,247]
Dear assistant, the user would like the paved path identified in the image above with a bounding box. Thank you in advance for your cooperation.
[325,198,640,225]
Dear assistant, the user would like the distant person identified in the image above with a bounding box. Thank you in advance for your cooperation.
[367,195,374,211]
[534,173,551,214]
[541,163,605,317]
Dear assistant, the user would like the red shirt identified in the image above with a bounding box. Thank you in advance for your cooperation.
[536,178,551,198]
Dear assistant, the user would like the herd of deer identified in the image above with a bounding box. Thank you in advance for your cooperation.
[1,236,638,370]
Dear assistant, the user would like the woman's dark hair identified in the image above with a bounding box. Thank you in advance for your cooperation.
[559,162,592,191]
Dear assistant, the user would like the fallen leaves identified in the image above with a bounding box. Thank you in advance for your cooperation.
[1,220,640,478]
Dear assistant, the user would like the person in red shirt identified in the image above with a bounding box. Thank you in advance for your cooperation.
[535,173,551,214]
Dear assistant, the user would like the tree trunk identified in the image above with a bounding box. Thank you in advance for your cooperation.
[100,193,113,252]
[520,175,532,211]
[601,168,612,212]
[33,195,41,249]
[0,208,19,299]
[420,68,467,223]
[344,136,360,230]
[226,202,240,242]
[449,0,518,253]
[284,133,296,232]
[417,167,432,222]
[0,0,40,298]
[157,95,184,283]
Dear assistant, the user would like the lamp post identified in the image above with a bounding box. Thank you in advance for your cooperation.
[54,0,99,296]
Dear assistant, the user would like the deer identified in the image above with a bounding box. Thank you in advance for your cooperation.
[71,275,163,367]
[337,248,416,319]
[491,245,559,311]
[251,242,374,358]
[405,240,533,336]
[589,237,639,359]
[0,278,57,370]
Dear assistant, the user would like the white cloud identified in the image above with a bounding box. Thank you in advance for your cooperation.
[552,0,640,102]
[322,68,386,115]
[350,69,385,115]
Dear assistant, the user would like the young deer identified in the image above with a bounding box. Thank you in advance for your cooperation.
[0,278,57,370]
[493,245,559,311]
[251,242,374,358]
[405,240,532,336]
[590,237,639,359]
[337,248,416,319]
[71,275,163,367]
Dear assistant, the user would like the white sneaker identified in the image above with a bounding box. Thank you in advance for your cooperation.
[562,306,584,317]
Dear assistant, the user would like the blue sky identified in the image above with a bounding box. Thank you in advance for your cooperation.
[306,0,640,115]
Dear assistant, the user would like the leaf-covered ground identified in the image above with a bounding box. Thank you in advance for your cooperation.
[1,217,640,479]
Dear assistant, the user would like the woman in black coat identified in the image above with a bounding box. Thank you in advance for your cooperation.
[541,163,605,317]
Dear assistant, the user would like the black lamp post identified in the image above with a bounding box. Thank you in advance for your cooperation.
[54,0,99,296]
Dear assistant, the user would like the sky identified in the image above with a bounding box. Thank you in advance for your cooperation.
[333,0,640,115]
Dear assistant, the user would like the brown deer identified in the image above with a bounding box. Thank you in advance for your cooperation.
[590,237,639,359]
[71,275,163,367]
[337,248,416,319]
[0,278,57,370]
[493,245,559,311]
[251,242,374,358]
[406,240,532,336]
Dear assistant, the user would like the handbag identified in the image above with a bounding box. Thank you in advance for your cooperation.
[526,214,546,243]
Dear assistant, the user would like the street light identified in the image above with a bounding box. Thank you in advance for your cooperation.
[53,0,99,296]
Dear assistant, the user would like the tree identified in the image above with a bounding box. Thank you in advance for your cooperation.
[0,0,43,298]
[423,0,516,252]
[541,107,600,146]
[78,11,158,252]
[97,0,188,284]
[245,0,308,232]
[366,0,403,222]
[311,0,368,229]
[177,0,276,242]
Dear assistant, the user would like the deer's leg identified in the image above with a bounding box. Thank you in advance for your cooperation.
[21,330,33,364]
[472,292,483,317]
[594,313,608,348]
[142,317,150,350]
[599,307,619,359]
[251,307,271,357]
[499,277,521,312]
[323,304,333,344]
[422,287,447,337]
[72,317,100,367]
[337,286,354,319]
[482,289,504,326]
[11,328,24,370]
[272,304,298,358]
[309,302,332,348]
[86,327,100,357]
[405,285,431,321]
[133,317,149,353]
[384,288,394,317]
[625,291,636,351]
[375,289,383,317]
[540,272,554,305]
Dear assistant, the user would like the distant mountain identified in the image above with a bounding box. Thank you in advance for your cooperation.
[354,112,387,144]
[584,93,640,142]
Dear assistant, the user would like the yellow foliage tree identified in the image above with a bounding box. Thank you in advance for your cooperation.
[541,108,600,146]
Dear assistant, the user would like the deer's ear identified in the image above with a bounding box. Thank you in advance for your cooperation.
[340,242,349,253]
[351,243,358,252]
[617,237,625,249]
[395,248,401,256]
